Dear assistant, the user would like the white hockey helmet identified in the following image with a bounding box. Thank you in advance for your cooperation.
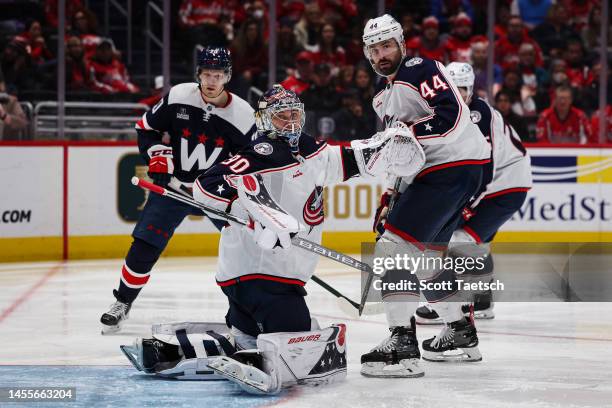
[362,14,406,75]
[446,62,475,103]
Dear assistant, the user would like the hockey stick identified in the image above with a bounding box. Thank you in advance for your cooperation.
[131,177,376,313]
[357,177,402,316]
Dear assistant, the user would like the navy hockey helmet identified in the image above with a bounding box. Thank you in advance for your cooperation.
[255,85,305,153]
[196,46,232,83]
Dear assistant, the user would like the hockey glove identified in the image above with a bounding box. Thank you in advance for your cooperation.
[147,144,174,187]
[252,221,292,250]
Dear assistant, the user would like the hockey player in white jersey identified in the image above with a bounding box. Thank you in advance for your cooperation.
[360,15,493,377]
[416,62,532,324]
[120,85,425,394]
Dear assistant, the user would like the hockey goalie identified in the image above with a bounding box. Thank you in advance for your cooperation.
[120,85,425,394]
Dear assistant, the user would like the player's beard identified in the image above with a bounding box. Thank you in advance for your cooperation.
[376,56,400,76]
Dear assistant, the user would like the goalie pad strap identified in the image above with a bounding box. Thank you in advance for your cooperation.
[175,329,196,359]
[202,340,220,356]
[206,330,237,356]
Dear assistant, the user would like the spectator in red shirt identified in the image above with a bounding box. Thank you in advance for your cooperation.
[563,0,597,31]
[590,105,612,144]
[495,15,544,70]
[406,16,448,63]
[45,0,83,28]
[17,20,53,65]
[179,0,228,27]
[65,35,94,91]
[536,85,592,144]
[69,8,103,58]
[310,23,346,77]
[231,19,268,89]
[280,51,313,95]
[563,38,593,90]
[89,39,139,94]
[445,12,474,63]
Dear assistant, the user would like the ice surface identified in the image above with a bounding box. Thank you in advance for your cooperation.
[1,256,611,407]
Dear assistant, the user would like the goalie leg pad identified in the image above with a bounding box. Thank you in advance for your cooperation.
[120,322,234,380]
[208,324,347,395]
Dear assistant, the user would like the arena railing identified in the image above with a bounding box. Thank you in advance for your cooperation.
[33,101,149,139]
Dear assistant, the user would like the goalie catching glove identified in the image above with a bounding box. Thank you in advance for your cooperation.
[351,126,425,178]
[147,144,174,187]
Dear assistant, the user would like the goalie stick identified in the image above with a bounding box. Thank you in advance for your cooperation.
[131,177,384,315]
[357,177,402,316]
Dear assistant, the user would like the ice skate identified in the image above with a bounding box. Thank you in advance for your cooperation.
[361,317,423,378]
[100,290,132,334]
[422,317,482,362]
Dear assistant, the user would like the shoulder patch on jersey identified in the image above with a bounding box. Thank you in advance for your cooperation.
[470,110,482,123]
[253,142,273,155]
[405,57,423,67]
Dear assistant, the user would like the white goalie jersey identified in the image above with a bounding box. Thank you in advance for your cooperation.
[193,135,359,286]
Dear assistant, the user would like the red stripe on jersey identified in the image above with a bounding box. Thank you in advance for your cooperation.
[416,159,491,178]
[484,187,531,200]
[216,274,306,287]
[121,265,150,286]
[135,119,145,129]
[462,226,482,244]
[383,223,426,251]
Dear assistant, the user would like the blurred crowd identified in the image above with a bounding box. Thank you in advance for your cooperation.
[0,0,610,143]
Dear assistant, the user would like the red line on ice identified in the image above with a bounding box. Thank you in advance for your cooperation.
[0,263,64,324]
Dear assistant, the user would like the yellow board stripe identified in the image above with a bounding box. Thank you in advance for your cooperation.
[1,231,612,262]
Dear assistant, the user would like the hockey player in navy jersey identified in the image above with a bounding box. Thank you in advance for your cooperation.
[359,15,493,377]
[415,62,532,324]
[119,85,426,394]
[100,46,257,334]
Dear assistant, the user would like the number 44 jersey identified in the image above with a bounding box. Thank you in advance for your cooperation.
[372,57,491,178]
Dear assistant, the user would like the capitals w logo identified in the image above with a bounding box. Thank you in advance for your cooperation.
[303,186,324,228]
[180,138,222,171]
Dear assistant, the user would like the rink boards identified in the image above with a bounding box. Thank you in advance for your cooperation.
[0,141,611,262]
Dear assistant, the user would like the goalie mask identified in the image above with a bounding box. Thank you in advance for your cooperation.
[255,85,305,153]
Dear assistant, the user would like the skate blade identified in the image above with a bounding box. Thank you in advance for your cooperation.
[207,357,277,395]
[473,310,495,319]
[120,344,144,371]
[360,360,424,378]
[101,323,122,335]
[422,347,482,363]
[415,316,444,325]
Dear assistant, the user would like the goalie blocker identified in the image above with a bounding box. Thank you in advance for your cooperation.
[120,322,347,395]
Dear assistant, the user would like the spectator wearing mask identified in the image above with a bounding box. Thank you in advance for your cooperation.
[471,40,502,99]
[536,85,592,144]
[294,3,323,51]
[406,16,448,63]
[0,72,28,140]
[89,39,139,94]
[309,23,346,77]
[300,63,341,115]
[495,15,543,70]
[280,51,314,95]
[444,12,474,63]
[495,89,532,142]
